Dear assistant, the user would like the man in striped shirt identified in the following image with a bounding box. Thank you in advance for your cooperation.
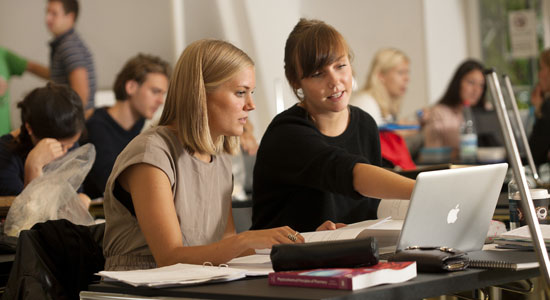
[46,0,96,117]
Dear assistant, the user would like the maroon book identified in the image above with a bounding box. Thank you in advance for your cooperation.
[268,261,416,290]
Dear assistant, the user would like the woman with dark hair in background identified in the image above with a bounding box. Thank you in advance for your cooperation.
[0,82,86,196]
[251,19,415,233]
[422,59,487,160]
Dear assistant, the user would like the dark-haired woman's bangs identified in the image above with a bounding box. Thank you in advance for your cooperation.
[298,30,347,79]
[36,100,81,140]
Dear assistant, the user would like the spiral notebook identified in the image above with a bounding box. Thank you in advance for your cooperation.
[468,250,539,271]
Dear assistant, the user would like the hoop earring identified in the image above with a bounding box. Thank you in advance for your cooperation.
[296,88,304,99]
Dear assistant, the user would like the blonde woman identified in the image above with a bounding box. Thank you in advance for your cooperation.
[350,48,415,169]
[351,48,410,125]
[102,39,303,271]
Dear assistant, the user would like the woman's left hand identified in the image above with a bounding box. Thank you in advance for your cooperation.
[78,193,91,209]
[316,220,346,231]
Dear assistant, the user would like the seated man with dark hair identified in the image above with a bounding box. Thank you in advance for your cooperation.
[82,54,170,199]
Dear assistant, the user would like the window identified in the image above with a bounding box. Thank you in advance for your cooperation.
[479,0,544,108]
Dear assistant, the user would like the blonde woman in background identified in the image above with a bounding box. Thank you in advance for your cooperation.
[351,48,410,126]
[350,48,416,169]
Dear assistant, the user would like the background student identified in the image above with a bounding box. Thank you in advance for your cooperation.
[0,47,50,136]
[82,53,170,199]
[351,48,410,126]
[421,59,487,160]
[251,19,415,233]
[0,82,85,197]
[102,39,304,271]
[46,0,96,116]
[529,48,550,167]
[350,48,416,169]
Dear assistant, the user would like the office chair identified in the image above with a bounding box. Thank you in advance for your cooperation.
[2,219,105,300]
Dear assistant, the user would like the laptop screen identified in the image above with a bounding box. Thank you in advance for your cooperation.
[396,163,508,252]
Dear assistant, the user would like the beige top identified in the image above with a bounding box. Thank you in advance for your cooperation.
[102,126,233,271]
[350,91,384,125]
[422,104,463,151]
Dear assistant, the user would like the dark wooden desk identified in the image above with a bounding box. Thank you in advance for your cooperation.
[0,196,14,220]
[85,267,539,300]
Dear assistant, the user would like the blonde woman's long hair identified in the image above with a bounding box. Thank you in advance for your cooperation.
[363,48,409,119]
[158,39,254,155]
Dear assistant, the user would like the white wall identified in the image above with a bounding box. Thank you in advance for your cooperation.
[300,0,429,120]
[1,0,474,137]
[0,1,49,130]
[423,0,470,104]
[241,0,301,137]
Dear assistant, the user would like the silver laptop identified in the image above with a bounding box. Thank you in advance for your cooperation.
[395,163,508,252]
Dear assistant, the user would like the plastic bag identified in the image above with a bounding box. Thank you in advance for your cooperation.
[4,143,96,237]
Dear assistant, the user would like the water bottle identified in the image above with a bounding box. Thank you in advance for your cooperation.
[459,103,478,163]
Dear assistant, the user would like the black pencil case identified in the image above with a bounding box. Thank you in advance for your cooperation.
[270,237,379,272]
[389,246,469,272]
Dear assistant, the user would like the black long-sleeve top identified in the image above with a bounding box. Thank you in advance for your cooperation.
[529,99,550,166]
[251,104,382,232]
[0,134,25,196]
[82,107,144,199]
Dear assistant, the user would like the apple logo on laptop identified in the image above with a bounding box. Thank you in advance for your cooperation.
[447,204,460,224]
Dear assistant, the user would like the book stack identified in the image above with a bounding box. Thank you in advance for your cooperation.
[268,261,416,291]
[493,224,550,249]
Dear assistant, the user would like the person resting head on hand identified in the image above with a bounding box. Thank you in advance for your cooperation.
[0,82,89,207]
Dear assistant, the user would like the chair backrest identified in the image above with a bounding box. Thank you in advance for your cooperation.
[2,220,105,300]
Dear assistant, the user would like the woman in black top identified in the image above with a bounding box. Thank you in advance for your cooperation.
[530,48,550,166]
[252,19,415,232]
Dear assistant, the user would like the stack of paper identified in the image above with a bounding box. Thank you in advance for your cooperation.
[299,218,403,248]
[228,254,273,276]
[97,263,246,288]
[254,218,403,256]
[494,224,550,249]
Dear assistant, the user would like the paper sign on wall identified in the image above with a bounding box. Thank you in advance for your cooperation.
[508,9,538,59]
